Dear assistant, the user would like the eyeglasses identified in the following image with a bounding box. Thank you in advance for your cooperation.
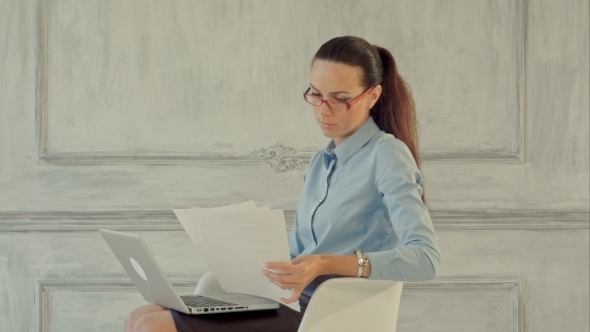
[303,86,374,111]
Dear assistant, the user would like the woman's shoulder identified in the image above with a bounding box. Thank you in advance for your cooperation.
[371,132,416,166]
[369,132,423,188]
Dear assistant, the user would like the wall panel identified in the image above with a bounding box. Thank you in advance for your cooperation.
[38,0,523,164]
[1,218,588,331]
[0,0,588,331]
[37,277,525,332]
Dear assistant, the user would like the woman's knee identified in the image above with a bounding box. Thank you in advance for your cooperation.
[133,311,176,332]
[124,304,167,332]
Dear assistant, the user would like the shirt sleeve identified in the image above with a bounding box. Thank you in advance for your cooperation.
[288,210,303,260]
[365,137,441,281]
[289,160,314,261]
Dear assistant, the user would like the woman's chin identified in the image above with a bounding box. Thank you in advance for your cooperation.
[318,124,337,136]
[319,129,338,139]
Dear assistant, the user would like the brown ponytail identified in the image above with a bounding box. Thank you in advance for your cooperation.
[313,36,425,203]
[372,47,424,203]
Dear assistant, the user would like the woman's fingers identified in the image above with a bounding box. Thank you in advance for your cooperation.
[267,277,282,289]
[263,255,322,303]
[262,268,296,284]
[280,291,301,304]
[263,262,294,273]
[264,273,303,304]
[263,260,308,282]
[263,271,297,289]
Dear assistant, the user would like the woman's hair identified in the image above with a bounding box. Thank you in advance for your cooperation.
[313,36,425,203]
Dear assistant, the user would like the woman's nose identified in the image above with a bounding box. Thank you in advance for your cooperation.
[318,102,332,116]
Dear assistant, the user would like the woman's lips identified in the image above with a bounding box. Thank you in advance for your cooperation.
[319,121,335,129]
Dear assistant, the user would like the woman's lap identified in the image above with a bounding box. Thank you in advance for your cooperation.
[170,295,309,332]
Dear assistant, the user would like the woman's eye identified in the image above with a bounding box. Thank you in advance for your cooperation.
[336,98,349,103]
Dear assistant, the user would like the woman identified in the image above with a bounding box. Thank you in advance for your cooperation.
[125,36,441,332]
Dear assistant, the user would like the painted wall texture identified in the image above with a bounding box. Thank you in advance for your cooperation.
[0,0,588,331]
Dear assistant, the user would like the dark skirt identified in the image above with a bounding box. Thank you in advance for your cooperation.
[170,294,310,332]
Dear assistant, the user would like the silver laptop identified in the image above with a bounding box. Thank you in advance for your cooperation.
[100,229,280,315]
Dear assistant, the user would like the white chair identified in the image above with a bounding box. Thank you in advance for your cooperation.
[297,278,403,332]
[193,271,225,296]
[194,272,404,332]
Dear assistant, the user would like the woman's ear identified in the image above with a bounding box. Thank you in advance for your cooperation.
[369,85,382,108]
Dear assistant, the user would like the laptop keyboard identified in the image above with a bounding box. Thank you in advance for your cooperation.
[180,295,237,308]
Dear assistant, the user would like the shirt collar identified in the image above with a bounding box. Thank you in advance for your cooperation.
[322,116,381,168]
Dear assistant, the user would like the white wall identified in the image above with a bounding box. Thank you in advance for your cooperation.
[0,0,588,331]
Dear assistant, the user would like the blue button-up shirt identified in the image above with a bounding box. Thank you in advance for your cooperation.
[288,116,441,296]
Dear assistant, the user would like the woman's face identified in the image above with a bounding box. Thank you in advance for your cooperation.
[308,60,381,146]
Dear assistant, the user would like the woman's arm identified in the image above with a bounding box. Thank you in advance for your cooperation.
[266,138,440,303]
[367,137,440,281]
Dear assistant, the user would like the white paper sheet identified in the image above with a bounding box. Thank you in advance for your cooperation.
[174,202,299,311]
[173,201,256,245]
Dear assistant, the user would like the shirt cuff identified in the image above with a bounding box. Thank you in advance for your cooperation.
[365,252,390,280]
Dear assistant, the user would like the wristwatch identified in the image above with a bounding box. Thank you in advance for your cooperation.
[354,249,370,278]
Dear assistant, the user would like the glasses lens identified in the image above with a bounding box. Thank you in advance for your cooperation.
[304,94,322,106]
[326,101,348,111]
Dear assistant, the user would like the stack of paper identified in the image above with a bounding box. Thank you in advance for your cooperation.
[173,201,300,311]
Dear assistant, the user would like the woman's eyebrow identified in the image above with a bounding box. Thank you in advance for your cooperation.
[309,84,351,95]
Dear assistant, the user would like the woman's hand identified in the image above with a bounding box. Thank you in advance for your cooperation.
[262,255,324,304]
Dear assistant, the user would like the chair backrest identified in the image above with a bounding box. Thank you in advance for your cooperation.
[298,278,403,332]
[193,271,225,296]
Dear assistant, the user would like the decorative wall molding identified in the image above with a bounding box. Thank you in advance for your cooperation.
[429,210,590,230]
[34,149,527,166]
[35,0,525,166]
[514,0,525,163]
[35,150,318,166]
[36,276,200,332]
[403,277,526,332]
[0,210,179,232]
[36,276,526,332]
[249,142,308,172]
[2,209,587,232]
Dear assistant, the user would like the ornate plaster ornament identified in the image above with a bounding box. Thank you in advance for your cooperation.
[249,142,306,172]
